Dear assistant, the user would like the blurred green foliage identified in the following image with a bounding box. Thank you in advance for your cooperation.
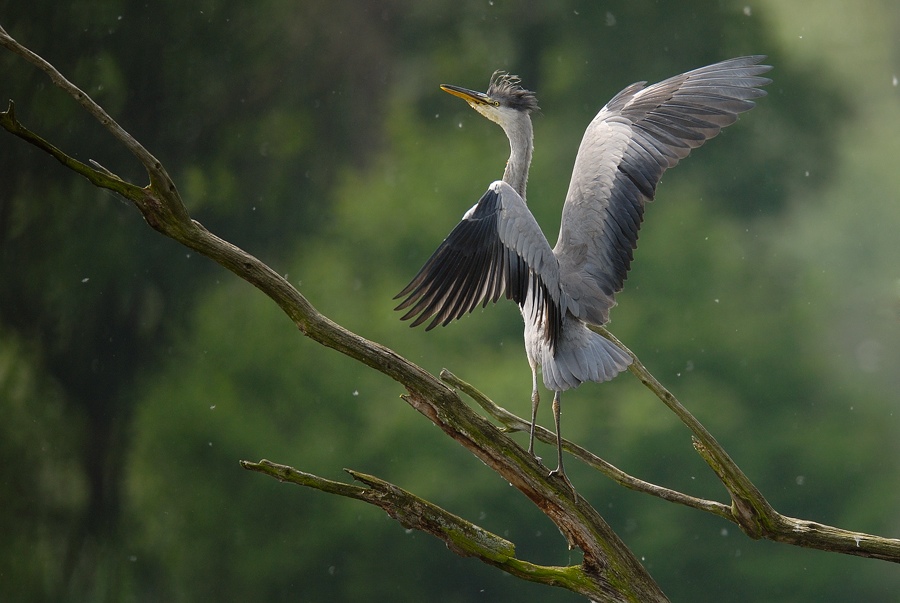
[1,1,899,601]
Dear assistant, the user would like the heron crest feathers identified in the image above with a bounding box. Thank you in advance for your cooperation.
[487,71,540,113]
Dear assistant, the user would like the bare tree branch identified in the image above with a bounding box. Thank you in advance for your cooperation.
[242,459,625,595]
[594,326,777,533]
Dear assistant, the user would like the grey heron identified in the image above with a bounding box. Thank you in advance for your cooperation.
[395,56,771,490]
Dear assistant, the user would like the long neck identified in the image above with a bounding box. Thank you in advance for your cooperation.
[501,117,533,199]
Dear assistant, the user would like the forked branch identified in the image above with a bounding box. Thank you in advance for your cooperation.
[241,459,606,594]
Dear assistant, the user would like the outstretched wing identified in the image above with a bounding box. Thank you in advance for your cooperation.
[554,55,772,326]
[395,180,563,349]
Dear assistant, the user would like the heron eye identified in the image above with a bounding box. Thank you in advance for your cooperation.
[492,101,500,107]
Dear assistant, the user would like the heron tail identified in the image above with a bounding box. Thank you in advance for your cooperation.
[539,322,632,392]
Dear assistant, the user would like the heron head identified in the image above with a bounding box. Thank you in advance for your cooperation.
[441,71,539,129]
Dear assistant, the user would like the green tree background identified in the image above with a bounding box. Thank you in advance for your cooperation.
[1,1,898,601]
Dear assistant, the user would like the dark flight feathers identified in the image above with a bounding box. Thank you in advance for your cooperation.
[395,183,563,350]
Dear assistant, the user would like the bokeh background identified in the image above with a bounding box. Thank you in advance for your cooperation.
[2,1,899,601]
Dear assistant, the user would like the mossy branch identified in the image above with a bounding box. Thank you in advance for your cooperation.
[241,459,600,594]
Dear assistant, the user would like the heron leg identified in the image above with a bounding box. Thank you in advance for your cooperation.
[548,391,577,499]
[528,364,540,459]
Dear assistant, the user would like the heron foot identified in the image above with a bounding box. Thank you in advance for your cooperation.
[549,467,578,501]
[527,440,542,462]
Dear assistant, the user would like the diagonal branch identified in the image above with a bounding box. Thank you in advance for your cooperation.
[593,325,777,534]
[0,100,144,199]
[242,459,596,592]
[593,327,900,560]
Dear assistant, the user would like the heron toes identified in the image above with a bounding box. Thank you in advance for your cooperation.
[549,467,578,500]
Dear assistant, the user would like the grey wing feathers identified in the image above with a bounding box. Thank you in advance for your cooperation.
[395,181,563,349]
[555,55,771,326]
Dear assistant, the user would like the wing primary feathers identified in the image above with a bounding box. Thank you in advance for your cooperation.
[555,56,771,327]
[395,183,563,352]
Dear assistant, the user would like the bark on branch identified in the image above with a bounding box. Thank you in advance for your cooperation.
[2,22,898,603]
[241,460,613,594]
